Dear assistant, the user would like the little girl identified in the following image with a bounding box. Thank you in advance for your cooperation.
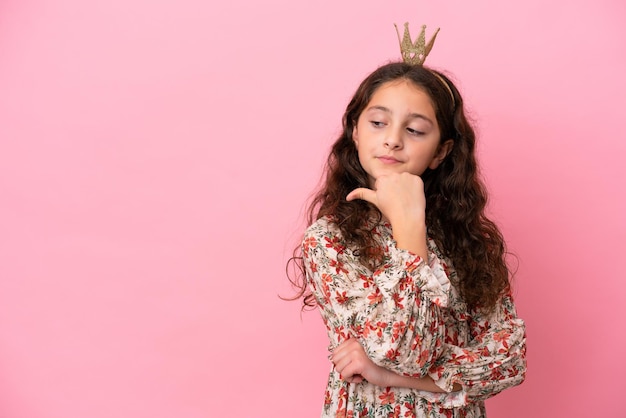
[290,29,526,417]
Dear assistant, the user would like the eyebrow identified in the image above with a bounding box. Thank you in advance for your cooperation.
[366,105,434,125]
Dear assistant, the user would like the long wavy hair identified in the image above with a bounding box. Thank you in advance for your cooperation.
[287,62,510,313]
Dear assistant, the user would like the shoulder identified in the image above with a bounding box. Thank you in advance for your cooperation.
[302,216,352,260]
[303,215,343,242]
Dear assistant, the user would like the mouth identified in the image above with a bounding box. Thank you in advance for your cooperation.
[377,156,401,164]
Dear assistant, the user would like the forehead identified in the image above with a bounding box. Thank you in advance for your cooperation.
[367,79,436,115]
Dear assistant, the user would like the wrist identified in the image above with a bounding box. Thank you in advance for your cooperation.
[391,221,428,260]
[378,367,397,388]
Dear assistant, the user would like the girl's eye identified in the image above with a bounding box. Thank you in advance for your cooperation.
[370,121,385,128]
[407,127,425,135]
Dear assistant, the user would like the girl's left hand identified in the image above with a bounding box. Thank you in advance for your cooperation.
[330,338,390,386]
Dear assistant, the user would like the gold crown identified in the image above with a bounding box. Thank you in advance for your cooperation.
[394,22,440,65]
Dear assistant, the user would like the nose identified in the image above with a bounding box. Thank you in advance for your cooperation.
[384,128,403,149]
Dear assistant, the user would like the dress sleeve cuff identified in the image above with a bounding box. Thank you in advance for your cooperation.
[416,387,468,409]
[386,238,451,308]
[417,367,467,408]
[429,365,461,393]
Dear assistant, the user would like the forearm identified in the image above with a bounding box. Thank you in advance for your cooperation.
[383,368,462,393]
[306,220,450,377]
[427,295,527,397]
[390,219,428,262]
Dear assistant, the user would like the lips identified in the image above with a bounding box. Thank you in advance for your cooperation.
[377,156,401,164]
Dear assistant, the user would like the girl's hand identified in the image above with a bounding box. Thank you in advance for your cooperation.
[330,338,390,387]
[347,173,428,260]
[346,172,426,226]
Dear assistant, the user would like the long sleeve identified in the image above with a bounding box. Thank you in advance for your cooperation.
[303,217,451,378]
[428,291,527,400]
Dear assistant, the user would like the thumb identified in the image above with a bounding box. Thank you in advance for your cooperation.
[346,187,377,205]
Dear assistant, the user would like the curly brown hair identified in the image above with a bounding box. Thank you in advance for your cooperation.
[287,62,510,313]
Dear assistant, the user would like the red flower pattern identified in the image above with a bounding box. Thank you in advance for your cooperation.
[392,292,405,309]
[303,216,526,417]
[367,288,383,305]
[379,388,395,405]
[335,290,349,305]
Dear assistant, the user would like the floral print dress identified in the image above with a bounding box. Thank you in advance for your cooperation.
[303,216,526,418]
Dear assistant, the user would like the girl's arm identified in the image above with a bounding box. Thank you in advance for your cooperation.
[330,292,525,402]
[428,291,526,400]
[303,217,450,378]
[331,338,461,392]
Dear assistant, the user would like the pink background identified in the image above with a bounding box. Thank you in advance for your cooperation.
[1,0,624,417]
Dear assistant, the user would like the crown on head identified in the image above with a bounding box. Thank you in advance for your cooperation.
[394,22,440,65]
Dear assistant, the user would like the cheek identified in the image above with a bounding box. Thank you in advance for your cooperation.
[408,145,436,164]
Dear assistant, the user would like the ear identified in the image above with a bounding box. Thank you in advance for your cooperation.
[352,125,359,146]
[428,139,453,169]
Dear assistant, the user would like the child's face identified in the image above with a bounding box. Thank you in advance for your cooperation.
[353,79,449,187]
